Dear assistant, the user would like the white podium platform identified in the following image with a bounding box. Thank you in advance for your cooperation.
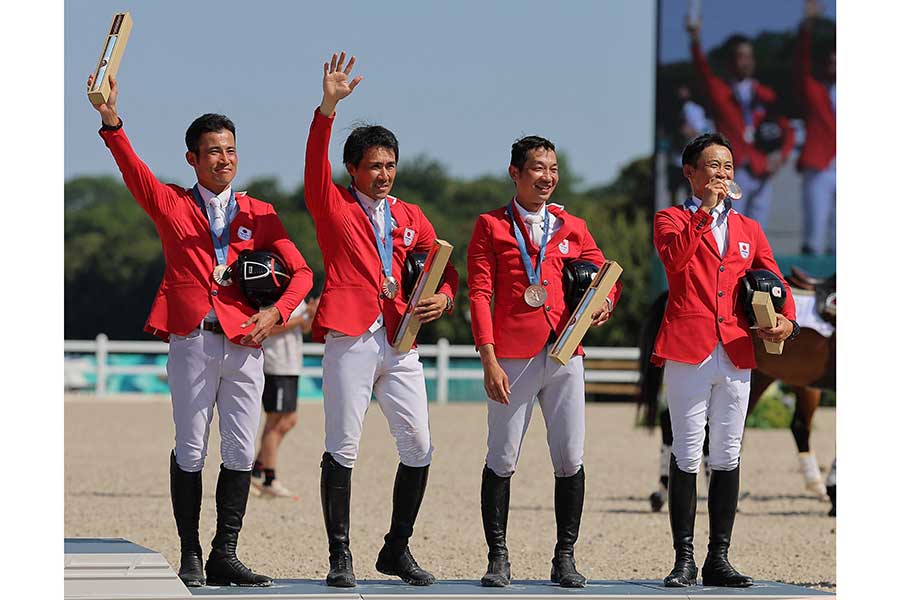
[65,538,834,600]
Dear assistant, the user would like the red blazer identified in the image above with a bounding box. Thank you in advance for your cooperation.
[691,42,796,178]
[100,127,313,347]
[468,203,622,359]
[652,203,796,370]
[795,26,836,171]
[303,110,459,343]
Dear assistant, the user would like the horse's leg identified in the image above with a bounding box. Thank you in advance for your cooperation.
[793,386,828,500]
[650,407,674,512]
[825,459,836,517]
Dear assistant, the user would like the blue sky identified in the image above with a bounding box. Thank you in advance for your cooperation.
[65,0,655,191]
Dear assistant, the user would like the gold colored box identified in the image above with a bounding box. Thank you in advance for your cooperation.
[392,240,454,353]
[549,260,623,365]
[751,291,784,354]
[88,12,133,106]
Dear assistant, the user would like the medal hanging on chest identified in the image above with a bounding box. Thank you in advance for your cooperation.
[212,264,233,287]
[507,200,550,308]
[382,276,399,300]
[349,186,397,300]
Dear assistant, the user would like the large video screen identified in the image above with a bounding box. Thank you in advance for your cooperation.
[654,0,836,257]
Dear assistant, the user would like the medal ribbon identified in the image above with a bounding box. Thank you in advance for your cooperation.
[349,186,394,282]
[192,185,237,266]
[507,199,549,287]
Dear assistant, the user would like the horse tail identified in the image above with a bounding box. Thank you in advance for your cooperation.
[635,290,668,428]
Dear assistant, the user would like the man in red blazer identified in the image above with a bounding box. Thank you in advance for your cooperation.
[688,20,795,230]
[304,52,459,588]
[468,136,622,588]
[796,0,836,255]
[88,75,312,588]
[653,133,798,589]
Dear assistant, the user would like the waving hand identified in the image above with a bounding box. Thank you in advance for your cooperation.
[319,51,362,117]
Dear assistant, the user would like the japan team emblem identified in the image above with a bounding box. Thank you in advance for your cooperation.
[558,239,570,255]
[237,226,252,241]
[403,227,415,246]
[738,241,750,259]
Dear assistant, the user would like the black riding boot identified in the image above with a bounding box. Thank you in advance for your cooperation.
[321,452,356,587]
[205,465,273,587]
[663,456,697,587]
[550,466,586,588]
[701,466,753,587]
[375,463,435,586]
[480,466,512,587]
[170,451,205,587]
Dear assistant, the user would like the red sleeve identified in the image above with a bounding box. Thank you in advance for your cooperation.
[303,109,346,221]
[750,222,796,321]
[99,126,178,220]
[654,208,710,274]
[578,221,622,310]
[256,204,314,323]
[691,41,718,102]
[412,206,460,304]
[795,25,814,104]
[467,215,497,349]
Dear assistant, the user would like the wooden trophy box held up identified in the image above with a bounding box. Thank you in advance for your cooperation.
[88,12,133,106]
[549,260,623,365]
[392,240,454,353]
[751,291,784,354]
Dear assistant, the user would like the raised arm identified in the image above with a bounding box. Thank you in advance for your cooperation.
[304,52,363,220]
[88,75,176,220]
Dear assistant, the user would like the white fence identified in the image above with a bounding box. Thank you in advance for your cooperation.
[64,334,640,404]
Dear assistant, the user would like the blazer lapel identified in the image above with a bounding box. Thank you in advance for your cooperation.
[547,204,570,245]
[508,206,539,254]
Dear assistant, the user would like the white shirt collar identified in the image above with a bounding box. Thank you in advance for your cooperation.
[513,198,546,220]
[353,187,385,214]
[196,183,232,207]
[686,195,731,217]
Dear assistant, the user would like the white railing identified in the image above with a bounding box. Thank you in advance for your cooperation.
[64,334,640,404]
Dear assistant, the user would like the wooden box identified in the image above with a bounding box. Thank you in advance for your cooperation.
[88,12,133,106]
[549,260,623,365]
[392,240,454,353]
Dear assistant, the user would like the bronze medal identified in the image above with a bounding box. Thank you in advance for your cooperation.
[382,276,399,299]
[725,179,743,200]
[212,264,233,286]
[524,284,548,308]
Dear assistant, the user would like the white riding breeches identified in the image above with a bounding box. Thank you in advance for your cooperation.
[167,328,265,473]
[664,343,751,473]
[321,327,433,469]
[486,348,585,478]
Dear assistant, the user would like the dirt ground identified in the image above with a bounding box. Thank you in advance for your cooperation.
[64,397,836,593]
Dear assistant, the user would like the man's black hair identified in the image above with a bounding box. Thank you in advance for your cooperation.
[185,113,236,154]
[682,132,734,167]
[725,34,753,63]
[510,136,556,170]
[343,125,399,167]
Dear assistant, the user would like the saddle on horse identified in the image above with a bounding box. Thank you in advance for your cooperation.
[786,267,835,325]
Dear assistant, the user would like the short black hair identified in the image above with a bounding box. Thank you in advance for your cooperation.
[185,113,236,154]
[681,132,734,167]
[725,34,752,63]
[343,125,399,167]
[510,136,556,170]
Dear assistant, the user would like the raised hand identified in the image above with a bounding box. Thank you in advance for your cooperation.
[804,0,821,20]
[87,74,120,127]
[319,51,363,118]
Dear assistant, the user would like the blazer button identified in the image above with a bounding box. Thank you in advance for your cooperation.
[718,291,724,297]
[719,265,725,272]
[545,305,551,312]
[211,290,218,296]
[542,280,549,286]
[718,316,724,323]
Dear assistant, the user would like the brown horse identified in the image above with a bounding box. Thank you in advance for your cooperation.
[636,279,836,514]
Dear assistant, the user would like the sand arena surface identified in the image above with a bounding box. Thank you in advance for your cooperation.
[65,398,835,592]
